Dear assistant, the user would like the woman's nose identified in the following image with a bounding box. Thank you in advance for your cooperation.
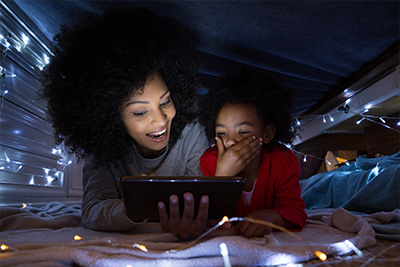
[152,108,167,125]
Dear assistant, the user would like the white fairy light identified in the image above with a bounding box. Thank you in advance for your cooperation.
[379,117,386,123]
[356,118,364,125]
[22,33,29,46]
[328,114,334,122]
[220,243,231,267]
[322,115,326,123]
[43,54,50,65]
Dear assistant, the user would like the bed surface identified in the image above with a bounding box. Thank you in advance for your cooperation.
[1,202,399,266]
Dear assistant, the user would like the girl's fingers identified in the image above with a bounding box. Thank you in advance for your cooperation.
[215,136,226,155]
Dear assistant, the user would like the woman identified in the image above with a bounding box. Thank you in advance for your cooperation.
[41,7,210,238]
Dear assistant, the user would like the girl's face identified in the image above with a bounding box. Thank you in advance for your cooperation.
[121,72,176,158]
[216,103,266,149]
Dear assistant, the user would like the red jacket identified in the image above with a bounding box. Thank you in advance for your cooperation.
[200,144,307,230]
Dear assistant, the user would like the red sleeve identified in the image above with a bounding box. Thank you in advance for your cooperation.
[200,146,218,176]
[271,149,307,230]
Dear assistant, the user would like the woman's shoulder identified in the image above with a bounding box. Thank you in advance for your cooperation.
[172,120,210,151]
[180,120,209,142]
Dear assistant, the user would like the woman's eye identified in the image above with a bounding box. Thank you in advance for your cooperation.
[239,131,250,135]
[216,132,226,137]
[160,98,172,107]
[132,111,147,117]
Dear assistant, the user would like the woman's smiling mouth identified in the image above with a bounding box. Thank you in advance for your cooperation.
[146,127,168,141]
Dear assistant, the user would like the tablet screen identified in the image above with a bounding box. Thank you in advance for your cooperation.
[119,176,246,221]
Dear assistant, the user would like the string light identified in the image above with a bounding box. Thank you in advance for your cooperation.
[296,101,400,133]
[219,243,231,267]
[315,251,327,261]
[1,244,9,251]
[356,118,364,125]
[133,243,148,252]
[74,235,82,241]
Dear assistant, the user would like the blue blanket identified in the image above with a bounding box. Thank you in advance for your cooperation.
[300,152,400,214]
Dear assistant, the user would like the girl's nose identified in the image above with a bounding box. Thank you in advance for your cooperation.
[224,135,238,148]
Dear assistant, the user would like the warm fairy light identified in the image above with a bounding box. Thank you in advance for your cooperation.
[222,216,229,223]
[74,235,82,240]
[315,251,327,261]
[21,203,27,208]
[1,244,9,251]
[133,243,148,252]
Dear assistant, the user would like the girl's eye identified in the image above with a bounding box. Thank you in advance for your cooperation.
[239,131,251,135]
[216,132,226,137]
[160,98,172,107]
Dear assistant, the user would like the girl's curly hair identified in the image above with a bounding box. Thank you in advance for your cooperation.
[198,70,297,145]
[40,7,199,165]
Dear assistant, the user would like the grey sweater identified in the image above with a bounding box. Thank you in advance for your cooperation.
[81,122,209,231]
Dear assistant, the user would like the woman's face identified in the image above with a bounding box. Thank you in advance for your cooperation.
[121,72,176,158]
[216,103,265,149]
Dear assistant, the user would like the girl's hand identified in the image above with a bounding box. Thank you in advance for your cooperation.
[215,136,262,176]
[158,192,209,239]
[234,209,281,238]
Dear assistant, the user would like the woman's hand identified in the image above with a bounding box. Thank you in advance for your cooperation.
[215,136,262,176]
[158,192,209,238]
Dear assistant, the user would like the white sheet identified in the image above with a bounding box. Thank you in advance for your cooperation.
[2,206,398,266]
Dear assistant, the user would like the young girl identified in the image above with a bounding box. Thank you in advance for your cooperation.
[41,7,210,238]
[199,70,307,238]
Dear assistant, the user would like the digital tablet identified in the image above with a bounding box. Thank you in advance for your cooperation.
[119,176,246,222]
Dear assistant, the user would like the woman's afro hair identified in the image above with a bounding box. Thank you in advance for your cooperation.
[40,7,199,165]
[198,70,297,145]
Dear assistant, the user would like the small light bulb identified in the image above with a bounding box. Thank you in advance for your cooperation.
[74,235,82,240]
[322,116,326,123]
[379,117,386,123]
[1,244,9,251]
[315,251,327,261]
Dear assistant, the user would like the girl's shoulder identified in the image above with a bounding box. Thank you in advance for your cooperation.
[264,143,298,164]
[201,145,218,159]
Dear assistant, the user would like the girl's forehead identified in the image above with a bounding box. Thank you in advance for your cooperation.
[218,103,259,120]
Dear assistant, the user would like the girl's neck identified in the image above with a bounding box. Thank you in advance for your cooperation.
[240,152,262,191]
